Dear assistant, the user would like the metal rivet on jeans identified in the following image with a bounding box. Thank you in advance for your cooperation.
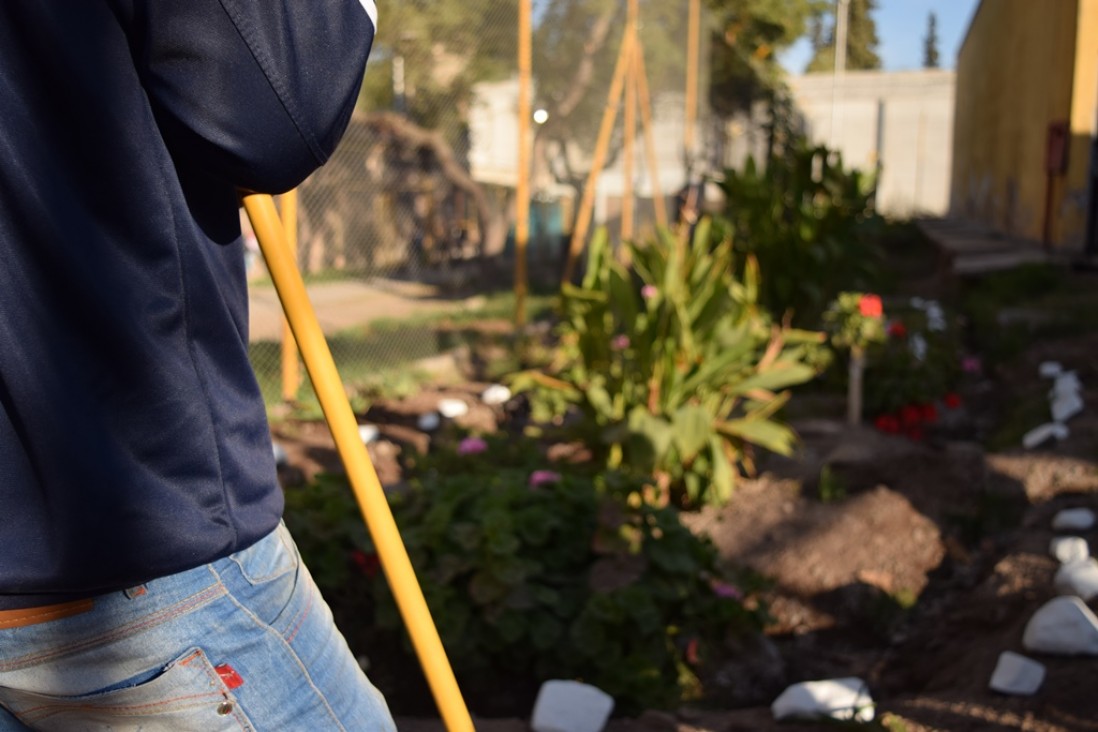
[217,701,234,716]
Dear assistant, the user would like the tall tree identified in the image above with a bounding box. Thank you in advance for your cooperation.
[806,0,881,72]
[707,0,827,116]
[923,12,940,69]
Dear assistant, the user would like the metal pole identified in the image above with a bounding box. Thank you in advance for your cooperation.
[279,189,300,402]
[562,23,636,284]
[515,0,532,327]
[829,0,850,150]
[244,194,475,732]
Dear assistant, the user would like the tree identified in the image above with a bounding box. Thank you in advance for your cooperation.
[806,0,881,72]
[706,0,828,117]
[923,12,940,69]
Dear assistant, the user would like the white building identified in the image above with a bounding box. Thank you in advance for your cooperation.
[787,69,956,217]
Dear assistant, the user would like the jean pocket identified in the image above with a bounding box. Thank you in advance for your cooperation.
[229,523,299,586]
[0,647,253,731]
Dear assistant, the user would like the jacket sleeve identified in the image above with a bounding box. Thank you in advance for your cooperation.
[129,0,375,193]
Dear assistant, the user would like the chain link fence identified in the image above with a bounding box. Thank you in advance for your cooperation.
[247,1,711,405]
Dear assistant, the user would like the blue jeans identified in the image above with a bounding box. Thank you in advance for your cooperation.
[0,523,395,731]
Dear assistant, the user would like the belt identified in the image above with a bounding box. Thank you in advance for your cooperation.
[0,599,95,629]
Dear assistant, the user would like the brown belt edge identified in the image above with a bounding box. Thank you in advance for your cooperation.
[0,599,95,629]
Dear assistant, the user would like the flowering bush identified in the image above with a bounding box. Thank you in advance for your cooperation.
[862,298,966,439]
[511,224,823,508]
[824,292,887,425]
[283,435,766,714]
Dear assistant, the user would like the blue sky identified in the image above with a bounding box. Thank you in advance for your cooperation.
[780,0,981,73]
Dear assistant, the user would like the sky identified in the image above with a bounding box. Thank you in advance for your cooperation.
[780,0,982,73]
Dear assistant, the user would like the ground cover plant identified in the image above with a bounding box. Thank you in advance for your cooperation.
[283,434,767,716]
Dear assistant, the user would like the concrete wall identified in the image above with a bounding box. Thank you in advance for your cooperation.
[951,0,1098,249]
[787,70,956,218]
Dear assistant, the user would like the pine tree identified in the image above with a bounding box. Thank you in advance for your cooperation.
[806,0,881,72]
[923,12,940,68]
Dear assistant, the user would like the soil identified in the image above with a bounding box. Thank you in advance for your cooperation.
[270,309,1098,731]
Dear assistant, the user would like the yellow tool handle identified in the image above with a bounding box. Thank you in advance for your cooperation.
[244,193,474,732]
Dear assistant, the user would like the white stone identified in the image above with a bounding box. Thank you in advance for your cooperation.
[989,651,1045,695]
[1052,508,1096,531]
[357,424,379,444]
[437,398,469,419]
[771,677,874,723]
[417,412,441,431]
[530,680,614,732]
[272,441,288,466]
[481,384,513,406]
[1050,536,1090,564]
[1055,559,1098,601]
[1051,391,1084,423]
[1022,596,1098,656]
[1039,361,1064,378]
[1050,372,1082,397]
[1023,422,1064,449]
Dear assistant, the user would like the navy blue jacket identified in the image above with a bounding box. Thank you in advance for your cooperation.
[0,0,374,609]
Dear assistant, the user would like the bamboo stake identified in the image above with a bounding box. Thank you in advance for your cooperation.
[621,0,639,244]
[244,194,475,732]
[515,0,532,328]
[685,0,701,160]
[634,45,667,230]
[279,189,300,402]
[561,22,636,284]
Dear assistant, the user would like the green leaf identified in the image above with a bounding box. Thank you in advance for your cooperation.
[731,362,816,395]
[672,404,712,461]
[709,437,737,504]
[717,418,798,456]
[627,408,674,459]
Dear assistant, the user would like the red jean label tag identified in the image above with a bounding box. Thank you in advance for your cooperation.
[215,663,244,690]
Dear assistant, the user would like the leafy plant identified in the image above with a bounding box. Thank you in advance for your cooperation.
[511,223,822,508]
[283,436,767,714]
[717,144,882,326]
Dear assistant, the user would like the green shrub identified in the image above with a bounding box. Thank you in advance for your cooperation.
[510,223,822,508]
[283,436,767,715]
[717,145,882,326]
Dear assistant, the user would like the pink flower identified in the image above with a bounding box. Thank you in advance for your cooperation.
[961,356,982,374]
[611,334,630,351]
[858,294,883,318]
[710,579,743,601]
[528,470,561,488]
[641,285,658,300]
[457,436,488,455]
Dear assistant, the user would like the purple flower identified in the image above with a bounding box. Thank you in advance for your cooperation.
[710,580,743,601]
[641,285,658,300]
[611,334,630,351]
[528,470,562,488]
[961,356,982,374]
[457,436,488,455]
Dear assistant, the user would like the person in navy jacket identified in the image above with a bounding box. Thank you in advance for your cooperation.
[0,1,395,728]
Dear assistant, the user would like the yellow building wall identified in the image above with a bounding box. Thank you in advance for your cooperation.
[950,0,1097,247]
[1062,0,1098,247]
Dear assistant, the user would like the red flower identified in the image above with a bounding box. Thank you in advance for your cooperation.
[351,550,381,578]
[899,405,922,427]
[858,294,883,318]
[944,392,962,409]
[874,414,900,434]
[920,404,938,424]
[685,637,700,666]
[887,320,907,338]
[906,426,925,442]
